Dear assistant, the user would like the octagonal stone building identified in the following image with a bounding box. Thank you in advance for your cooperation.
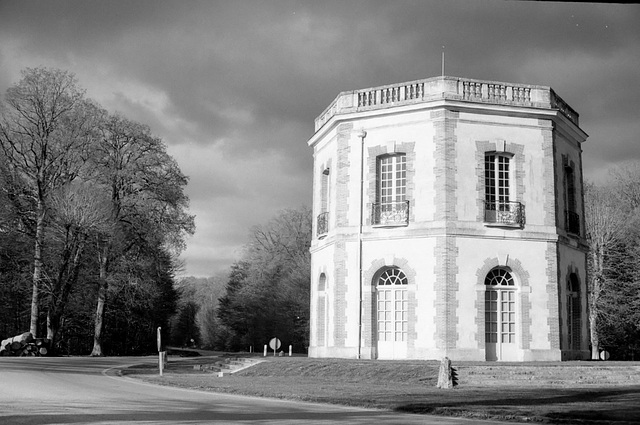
[308,76,589,361]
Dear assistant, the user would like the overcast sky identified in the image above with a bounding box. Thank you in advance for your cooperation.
[1,1,639,277]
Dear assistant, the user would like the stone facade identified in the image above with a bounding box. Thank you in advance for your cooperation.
[308,76,589,361]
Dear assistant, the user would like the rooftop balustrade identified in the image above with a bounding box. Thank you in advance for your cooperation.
[314,76,579,132]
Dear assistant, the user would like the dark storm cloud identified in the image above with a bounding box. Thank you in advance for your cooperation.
[1,0,639,276]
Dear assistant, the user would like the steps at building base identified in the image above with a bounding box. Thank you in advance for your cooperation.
[455,364,640,387]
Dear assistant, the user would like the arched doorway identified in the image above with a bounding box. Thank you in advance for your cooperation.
[376,267,408,359]
[485,267,517,361]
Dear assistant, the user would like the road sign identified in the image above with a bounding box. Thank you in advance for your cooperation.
[269,337,281,350]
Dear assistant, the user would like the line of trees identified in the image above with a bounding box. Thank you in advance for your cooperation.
[179,207,311,354]
[0,67,194,355]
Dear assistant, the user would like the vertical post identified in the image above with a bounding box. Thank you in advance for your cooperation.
[289,345,292,357]
[263,344,267,357]
[157,327,163,377]
[442,46,445,77]
[357,129,367,359]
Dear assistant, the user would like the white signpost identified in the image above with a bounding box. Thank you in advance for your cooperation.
[269,337,281,356]
[157,326,164,376]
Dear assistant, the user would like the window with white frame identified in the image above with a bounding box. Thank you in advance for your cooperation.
[377,268,408,343]
[484,268,515,344]
[374,154,408,225]
[484,153,523,227]
[485,153,511,208]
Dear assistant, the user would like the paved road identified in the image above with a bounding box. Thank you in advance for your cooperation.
[0,356,498,424]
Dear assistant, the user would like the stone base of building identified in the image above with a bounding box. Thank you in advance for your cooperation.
[310,345,578,362]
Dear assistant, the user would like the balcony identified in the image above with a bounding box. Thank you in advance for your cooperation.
[484,201,525,228]
[566,210,580,235]
[372,201,409,226]
[317,211,329,237]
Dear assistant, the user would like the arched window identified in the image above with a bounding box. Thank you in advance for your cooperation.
[567,273,581,350]
[378,267,408,286]
[485,267,516,360]
[377,268,408,347]
[485,268,515,287]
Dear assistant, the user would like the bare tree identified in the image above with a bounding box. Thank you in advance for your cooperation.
[0,67,99,337]
[43,182,111,350]
[87,113,194,356]
[584,182,629,359]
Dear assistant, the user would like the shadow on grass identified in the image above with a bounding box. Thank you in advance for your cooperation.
[396,386,640,423]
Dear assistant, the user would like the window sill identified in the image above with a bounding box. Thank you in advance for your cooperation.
[372,223,409,228]
[483,222,523,229]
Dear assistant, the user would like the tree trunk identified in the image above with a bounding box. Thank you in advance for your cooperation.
[588,246,604,360]
[590,312,599,360]
[90,281,107,356]
[46,311,59,354]
[30,200,46,337]
[47,234,86,355]
[90,246,108,356]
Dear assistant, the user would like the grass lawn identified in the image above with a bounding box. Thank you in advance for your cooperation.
[123,356,640,424]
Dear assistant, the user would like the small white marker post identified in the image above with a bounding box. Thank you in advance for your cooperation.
[157,326,163,377]
[263,344,267,357]
[289,345,292,357]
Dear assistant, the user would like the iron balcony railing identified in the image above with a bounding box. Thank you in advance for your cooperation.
[484,201,525,228]
[566,210,580,235]
[317,211,329,237]
[372,201,410,226]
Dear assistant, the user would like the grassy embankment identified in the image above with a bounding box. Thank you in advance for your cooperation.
[123,356,640,424]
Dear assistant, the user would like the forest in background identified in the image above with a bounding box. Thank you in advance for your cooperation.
[173,206,311,354]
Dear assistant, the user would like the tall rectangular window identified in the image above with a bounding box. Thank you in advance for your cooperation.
[485,154,510,207]
[378,154,406,205]
[484,152,523,227]
[374,154,408,225]
[565,164,580,235]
